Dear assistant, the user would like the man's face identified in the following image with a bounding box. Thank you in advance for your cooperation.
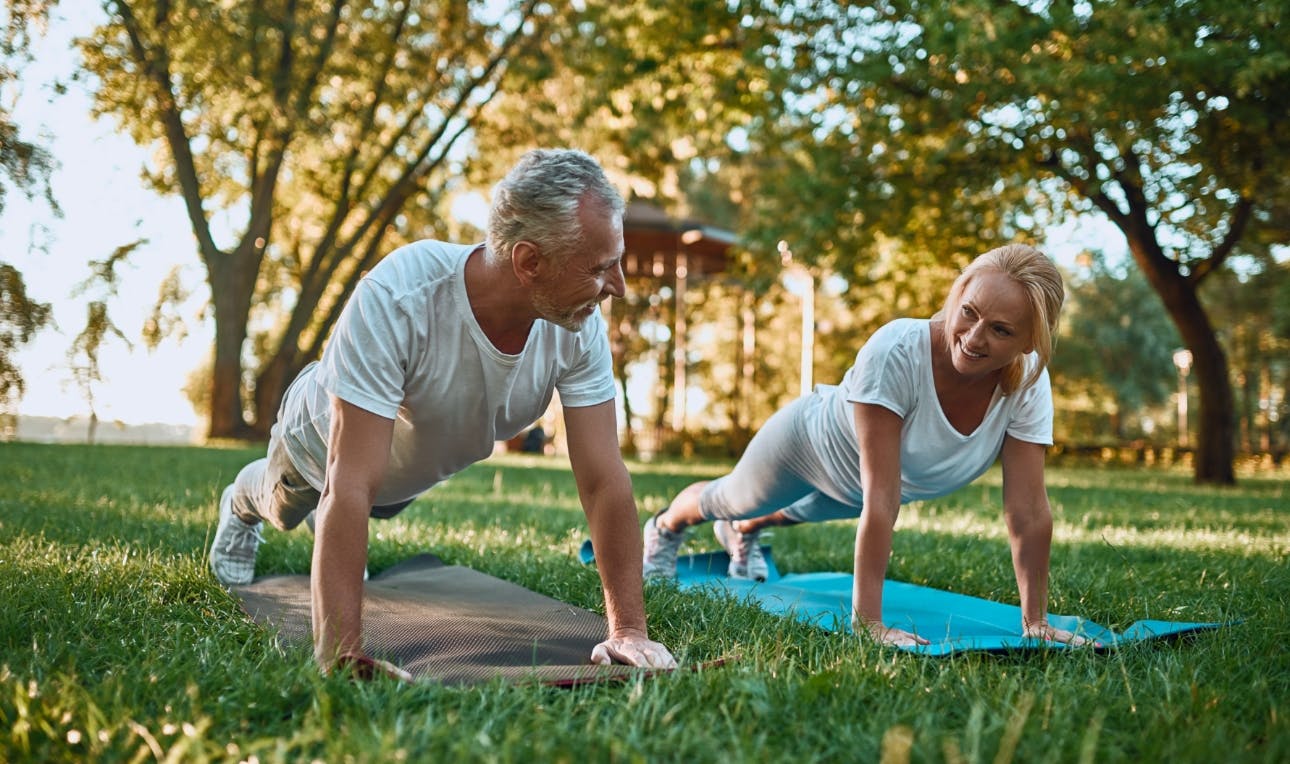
[531,201,626,332]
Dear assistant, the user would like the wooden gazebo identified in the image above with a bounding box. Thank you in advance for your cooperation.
[614,200,743,438]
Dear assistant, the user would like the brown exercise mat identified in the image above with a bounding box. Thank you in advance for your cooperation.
[234,554,648,686]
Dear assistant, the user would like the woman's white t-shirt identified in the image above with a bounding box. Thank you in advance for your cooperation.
[806,318,1053,504]
[275,240,617,506]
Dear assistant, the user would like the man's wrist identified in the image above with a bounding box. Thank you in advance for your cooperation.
[330,652,377,679]
[607,625,648,641]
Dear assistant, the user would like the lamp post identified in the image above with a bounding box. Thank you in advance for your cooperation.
[1172,348,1193,448]
[779,241,815,397]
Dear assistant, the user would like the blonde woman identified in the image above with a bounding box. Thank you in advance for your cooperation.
[643,244,1087,647]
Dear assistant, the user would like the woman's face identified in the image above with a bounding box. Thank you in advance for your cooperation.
[945,270,1035,378]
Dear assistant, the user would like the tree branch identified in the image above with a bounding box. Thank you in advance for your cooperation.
[1189,196,1254,285]
[112,0,220,262]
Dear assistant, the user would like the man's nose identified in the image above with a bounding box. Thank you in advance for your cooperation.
[604,262,626,298]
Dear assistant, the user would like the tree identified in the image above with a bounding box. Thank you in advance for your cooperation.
[81,0,838,440]
[66,239,145,443]
[0,0,58,422]
[1051,252,1181,441]
[735,0,1289,483]
[1202,255,1290,455]
[82,0,563,438]
[0,264,52,427]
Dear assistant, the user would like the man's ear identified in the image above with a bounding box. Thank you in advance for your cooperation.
[511,241,542,286]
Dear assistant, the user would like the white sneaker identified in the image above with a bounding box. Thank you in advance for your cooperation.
[642,514,686,579]
[209,485,263,586]
[714,520,768,581]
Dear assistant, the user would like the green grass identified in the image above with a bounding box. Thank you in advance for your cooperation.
[1,441,1286,762]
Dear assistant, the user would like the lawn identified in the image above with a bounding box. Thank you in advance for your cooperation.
[1,441,1286,762]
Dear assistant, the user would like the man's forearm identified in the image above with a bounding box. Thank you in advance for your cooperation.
[311,493,371,665]
[587,496,649,637]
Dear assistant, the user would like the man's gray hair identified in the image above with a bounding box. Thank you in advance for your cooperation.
[486,148,625,268]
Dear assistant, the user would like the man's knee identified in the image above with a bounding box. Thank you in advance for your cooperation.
[264,471,321,531]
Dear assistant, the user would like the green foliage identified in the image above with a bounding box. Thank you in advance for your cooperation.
[718,0,1290,482]
[63,240,145,438]
[80,0,582,434]
[0,1,59,424]
[0,263,53,418]
[799,0,1290,258]
[75,0,843,437]
[1,443,1287,761]
[1201,257,1290,451]
[0,0,58,214]
[1052,252,1182,439]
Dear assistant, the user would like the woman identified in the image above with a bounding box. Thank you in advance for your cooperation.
[642,243,1089,647]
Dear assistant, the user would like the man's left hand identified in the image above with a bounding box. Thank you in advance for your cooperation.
[591,633,678,669]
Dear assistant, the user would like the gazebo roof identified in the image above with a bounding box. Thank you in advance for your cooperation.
[621,200,737,278]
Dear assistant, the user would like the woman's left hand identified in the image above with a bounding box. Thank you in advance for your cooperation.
[1023,621,1098,647]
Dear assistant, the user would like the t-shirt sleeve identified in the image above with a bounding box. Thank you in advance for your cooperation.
[843,321,919,418]
[1006,364,1054,446]
[557,312,618,408]
[315,276,409,419]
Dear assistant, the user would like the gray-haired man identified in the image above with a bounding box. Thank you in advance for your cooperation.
[209,149,676,677]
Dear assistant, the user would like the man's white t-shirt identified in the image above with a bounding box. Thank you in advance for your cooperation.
[275,239,617,506]
[806,318,1054,504]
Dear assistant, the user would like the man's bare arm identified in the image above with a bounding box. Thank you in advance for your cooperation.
[565,400,676,668]
[311,396,395,669]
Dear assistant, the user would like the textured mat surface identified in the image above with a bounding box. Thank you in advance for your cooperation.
[582,541,1228,656]
[235,554,649,685]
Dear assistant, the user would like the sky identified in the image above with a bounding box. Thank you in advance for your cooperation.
[1,7,1127,430]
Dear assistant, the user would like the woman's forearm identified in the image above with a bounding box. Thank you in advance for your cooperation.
[852,503,899,625]
[1009,511,1054,628]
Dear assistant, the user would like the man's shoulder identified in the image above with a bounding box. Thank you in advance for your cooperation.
[370,239,474,283]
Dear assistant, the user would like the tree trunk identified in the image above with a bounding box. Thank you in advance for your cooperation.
[206,255,258,441]
[1123,235,1235,484]
[252,352,307,440]
[1189,327,1236,483]
[606,304,636,455]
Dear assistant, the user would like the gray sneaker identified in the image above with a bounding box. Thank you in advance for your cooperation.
[209,485,263,586]
[714,520,768,581]
[642,514,686,579]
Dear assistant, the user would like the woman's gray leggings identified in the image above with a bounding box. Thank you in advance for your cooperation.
[698,396,862,525]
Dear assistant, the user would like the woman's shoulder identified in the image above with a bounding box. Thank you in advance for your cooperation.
[867,318,929,354]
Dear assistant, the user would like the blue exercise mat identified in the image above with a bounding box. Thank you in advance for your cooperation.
[580,541,1227,655]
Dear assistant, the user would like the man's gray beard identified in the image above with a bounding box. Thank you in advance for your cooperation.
[533,292,594,333]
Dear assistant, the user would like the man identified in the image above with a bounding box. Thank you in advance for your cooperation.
[209,149,676,677]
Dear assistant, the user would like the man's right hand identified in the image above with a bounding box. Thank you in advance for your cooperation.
[591,632,678,669]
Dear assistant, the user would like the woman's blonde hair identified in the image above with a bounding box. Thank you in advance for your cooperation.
[940,243,1065,395]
